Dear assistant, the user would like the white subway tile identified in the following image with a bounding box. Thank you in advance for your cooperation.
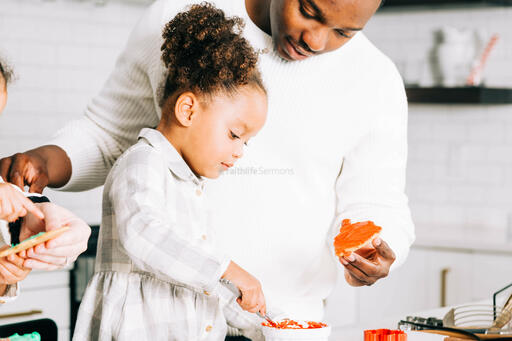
[409,143,450,163]
[448,164,504,186]
[408,183,449,203]
[450,144,489,164]
[446,184,488,205]
[426,205,468,228]
[466,122,506,143]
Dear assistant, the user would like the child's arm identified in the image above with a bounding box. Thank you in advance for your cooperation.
[110,151,231,295]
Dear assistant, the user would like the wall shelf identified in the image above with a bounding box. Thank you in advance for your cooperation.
[405,87,512,104]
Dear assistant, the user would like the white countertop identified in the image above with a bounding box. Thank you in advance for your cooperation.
[331,305,451,341]
[328,299,512,341]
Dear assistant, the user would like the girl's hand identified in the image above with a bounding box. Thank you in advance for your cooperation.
[0,183,44,222]
[222,261,267,315]
[0,252,30,285]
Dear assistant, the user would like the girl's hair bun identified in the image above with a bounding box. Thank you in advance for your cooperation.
[160,2,264,104]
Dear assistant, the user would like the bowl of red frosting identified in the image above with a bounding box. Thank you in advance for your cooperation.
[261,319,331,341]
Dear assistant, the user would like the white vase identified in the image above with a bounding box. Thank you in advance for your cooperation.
[435,27,477,87]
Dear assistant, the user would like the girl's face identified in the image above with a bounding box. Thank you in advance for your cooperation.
[0,79,6,114]
[183,86,267,179]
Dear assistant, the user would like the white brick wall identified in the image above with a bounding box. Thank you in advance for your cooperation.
[0,0,148,224]
[365,6,512,243]
[1,2,512,241]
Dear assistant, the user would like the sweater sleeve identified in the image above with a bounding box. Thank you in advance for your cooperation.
[328,62,415,270]
[49,1,167,191]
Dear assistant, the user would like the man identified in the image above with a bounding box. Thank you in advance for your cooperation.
[0,0,414,338]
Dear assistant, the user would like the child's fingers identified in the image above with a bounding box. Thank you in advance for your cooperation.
[34,243,77,258]
[240,291,260,313]
[4,202,23,222]
[23,258,60,271]
[0,259,28,280]
[0,199,12,221]
[21,198,44,220]
[26,247,67,267]
[0,263,16,283]
[6,254,27,269]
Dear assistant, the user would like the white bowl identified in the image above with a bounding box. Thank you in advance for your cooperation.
[262,325,332,341]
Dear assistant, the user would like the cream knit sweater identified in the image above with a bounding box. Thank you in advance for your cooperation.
[51,0,415,320]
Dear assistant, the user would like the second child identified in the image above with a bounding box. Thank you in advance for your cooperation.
[73,3,268,341]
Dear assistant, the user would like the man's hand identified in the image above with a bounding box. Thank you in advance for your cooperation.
[339,237,395,287]
[0,146,71,193]
[18,203,91,270]
[0,252,30,285]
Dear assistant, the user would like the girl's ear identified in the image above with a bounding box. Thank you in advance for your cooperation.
[174,92,199,127]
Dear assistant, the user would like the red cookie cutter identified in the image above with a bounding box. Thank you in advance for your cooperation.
[364,329,407,341]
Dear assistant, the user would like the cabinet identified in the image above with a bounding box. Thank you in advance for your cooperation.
[0,269,71,341]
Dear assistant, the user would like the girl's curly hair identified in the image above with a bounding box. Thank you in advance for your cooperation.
[160,2,265,106]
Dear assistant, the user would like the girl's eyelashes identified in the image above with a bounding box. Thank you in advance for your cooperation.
[230,131,249,146]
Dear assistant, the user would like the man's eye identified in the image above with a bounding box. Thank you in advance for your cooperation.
[299,0,315,19]
[230,131,239,139]
[336,30,350,38]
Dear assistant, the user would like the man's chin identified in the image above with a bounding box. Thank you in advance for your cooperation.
[275,40,294,61]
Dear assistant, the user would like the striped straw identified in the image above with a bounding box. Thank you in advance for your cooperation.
[466,33,499,86]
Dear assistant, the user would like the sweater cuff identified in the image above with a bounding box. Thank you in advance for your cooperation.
[48,119,112,192]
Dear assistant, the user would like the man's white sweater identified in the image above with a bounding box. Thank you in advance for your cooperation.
[51,0,415,320]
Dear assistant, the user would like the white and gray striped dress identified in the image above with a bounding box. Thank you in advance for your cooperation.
[72,128,263,341]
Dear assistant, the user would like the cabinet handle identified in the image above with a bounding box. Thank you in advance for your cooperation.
[440,267,450,307]
[0,310,43,319]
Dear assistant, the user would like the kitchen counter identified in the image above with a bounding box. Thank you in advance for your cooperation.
[413,226,512,255]
[413,237,512,255]
[331,304,460,340]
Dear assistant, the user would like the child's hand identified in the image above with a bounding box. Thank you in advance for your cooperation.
[0,183,44,222]
[18,203,90,270]
[0,252,30,285]
[222,261,267,315]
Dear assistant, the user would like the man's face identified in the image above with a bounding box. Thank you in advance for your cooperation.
[269,0,381,61]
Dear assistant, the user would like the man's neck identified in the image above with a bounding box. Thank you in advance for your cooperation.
[245,0,271,35]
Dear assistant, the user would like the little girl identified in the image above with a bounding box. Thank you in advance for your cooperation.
[73,3,268,341]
